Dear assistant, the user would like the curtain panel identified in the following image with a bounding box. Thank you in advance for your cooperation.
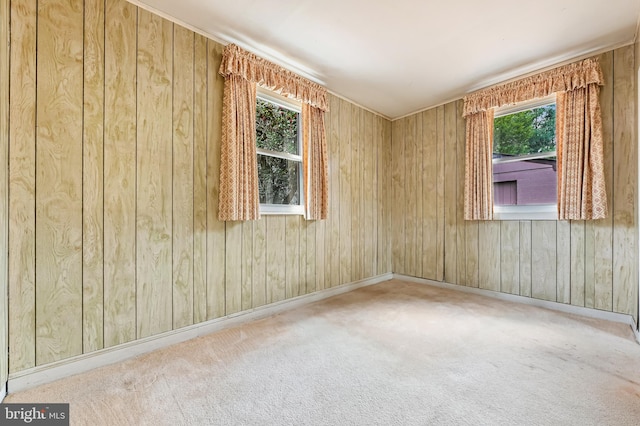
[303,104,329,219]
[464,110,495,220]
[462,57,606,221]
[219,75,259,221]
[556,88,607,219]
[218,43,329,221]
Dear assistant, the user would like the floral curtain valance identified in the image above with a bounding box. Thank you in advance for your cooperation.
[463,58,603,117]
[220,43,329,112]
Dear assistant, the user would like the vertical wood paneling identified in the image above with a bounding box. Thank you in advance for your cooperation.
[405,114,417,277]
[478,222,500,292]
[570,222,586,306]
[206,40,225,319]
[225,223,242,315]
[455,101,467,286]
[172,26,194,329]
[0,0,9,383]
[266,216,286,303]
[104,0,137,347]
[500,221,519,295]
[612,45,637,318]
[465,222,479,288]
[9,0,38,373]
[519,221,532,297]
[362,110,370,278]
[358,108,366,279]
[9,0,38,372]
[6,0,395,374]
[594,51,614,311]
[304,220,317,294]
[8,0,636,375]
[339,99,353,284]
[443,103,457,283]
[35,0,84,365]
[371,113,380,276]
[556,221,571,304]
[351,106,361,281]
[435,106,445,281]
[389,46,636,323]
[252,219,267,307]
[364,111,375,277]
[192,34,208,324]
[378,116,392,275]
[327,94,340,288]
[422,109,438,280]
[391,119,405,274]
[299,221,308,295]
[584,222,596,308]
[241,221,253,309]
[532,221,557,302]
[285,216,300,298]
[83,0,105,353]
[385,119,393,273]
[414,112,424,278]
[315,218,325,291]
[9,0,37,373]
[136,10,173,338]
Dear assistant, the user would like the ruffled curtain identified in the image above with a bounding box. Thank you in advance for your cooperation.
[219,43,329,221]
[462,57,606,220]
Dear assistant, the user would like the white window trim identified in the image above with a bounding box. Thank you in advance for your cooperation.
[494,204,557,221]
[493,94,557,220]
[494,93,556,117]
[259,204,306,216]
[257,86,301,113]
[256,86,305,216]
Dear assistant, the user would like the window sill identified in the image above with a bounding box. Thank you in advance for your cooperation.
[493,204,557,221]
[259,204,305,216]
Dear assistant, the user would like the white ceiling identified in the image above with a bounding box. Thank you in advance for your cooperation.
[133,0,640,119]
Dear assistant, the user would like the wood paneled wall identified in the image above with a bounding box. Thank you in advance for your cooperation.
[392,46,638,321]
[1,0,9,389]
[635,34,640,329]
[6,0,391,374]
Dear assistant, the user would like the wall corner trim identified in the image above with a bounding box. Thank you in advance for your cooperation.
[7,273,392,394]
[393,274,639,342]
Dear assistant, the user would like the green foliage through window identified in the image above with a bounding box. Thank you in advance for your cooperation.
[493,104,556,156]
[256,98,301,205]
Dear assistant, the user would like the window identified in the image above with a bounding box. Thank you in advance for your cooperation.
[256,87,305,215]
[492,95,557,220]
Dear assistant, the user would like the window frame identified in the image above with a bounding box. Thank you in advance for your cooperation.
[256,86,305,216]
[492,94,558,221]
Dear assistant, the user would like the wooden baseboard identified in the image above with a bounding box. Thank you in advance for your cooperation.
[394,274,638,337]
[8,273,393,393]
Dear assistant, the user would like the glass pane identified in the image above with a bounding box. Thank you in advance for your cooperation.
[494,104,556,157]
[256,98,299,155]
[257,154,301,205]
[493,157,557,206]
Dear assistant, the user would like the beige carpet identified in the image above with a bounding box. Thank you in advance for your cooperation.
[6,279,640,425]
